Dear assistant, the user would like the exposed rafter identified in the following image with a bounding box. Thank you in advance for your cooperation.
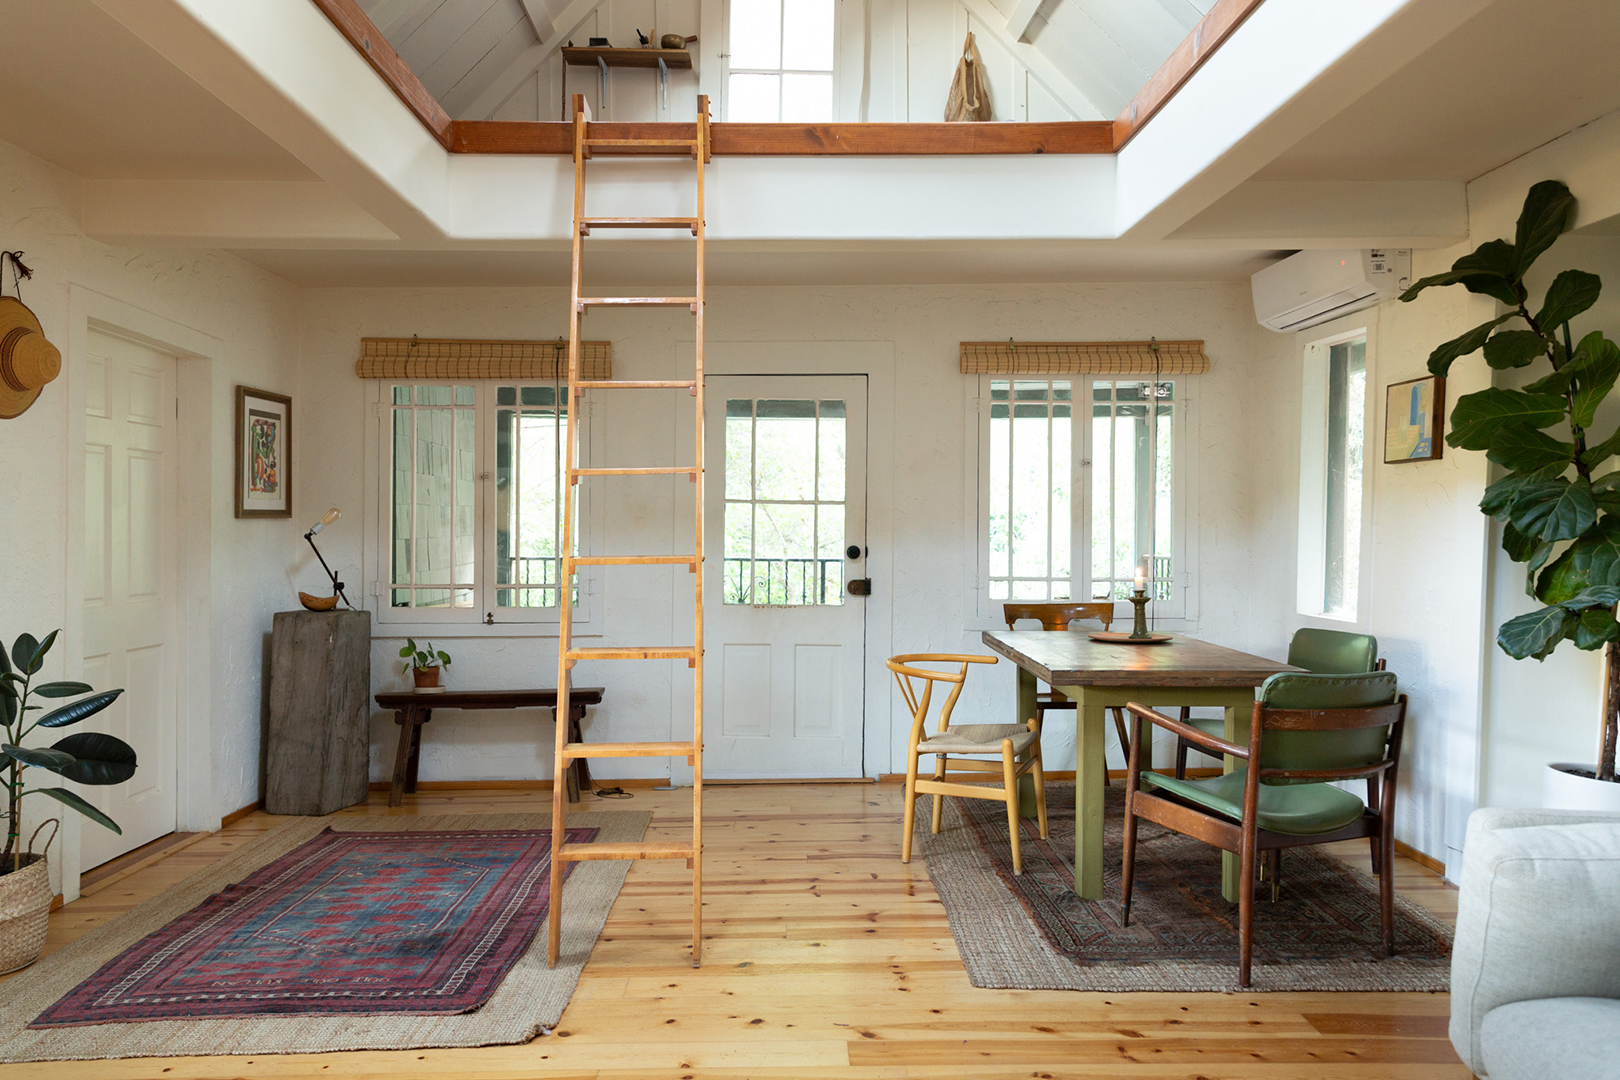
[959,0,1104,120]
[517,0,555,42]
[1005,0,1044,44]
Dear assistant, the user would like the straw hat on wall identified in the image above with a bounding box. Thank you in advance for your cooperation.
[0,296,61,419]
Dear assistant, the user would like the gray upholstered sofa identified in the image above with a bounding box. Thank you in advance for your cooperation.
[1450,807,1620,1079]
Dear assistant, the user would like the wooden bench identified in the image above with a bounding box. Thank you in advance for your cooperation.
[374,688,606,807]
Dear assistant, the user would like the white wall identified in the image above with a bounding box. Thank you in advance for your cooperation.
[296,279,1267,788]
[0,138,302,892]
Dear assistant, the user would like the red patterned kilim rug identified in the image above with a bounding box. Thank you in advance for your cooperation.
[30,826,594,1026]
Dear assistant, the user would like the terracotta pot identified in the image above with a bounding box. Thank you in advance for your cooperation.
[413,666,441,690]
[0,852,52,975]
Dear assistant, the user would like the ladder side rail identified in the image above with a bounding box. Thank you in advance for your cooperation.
[549,92,591,968]
[689,93,709,968]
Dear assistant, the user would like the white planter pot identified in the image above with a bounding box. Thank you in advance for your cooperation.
[1543,763,1620,812]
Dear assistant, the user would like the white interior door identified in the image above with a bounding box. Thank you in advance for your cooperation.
[703,375,868,778]
[81,331,179,868]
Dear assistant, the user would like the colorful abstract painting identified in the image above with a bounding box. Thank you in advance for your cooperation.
[248,410,280,495]
[1384,376,1444,463]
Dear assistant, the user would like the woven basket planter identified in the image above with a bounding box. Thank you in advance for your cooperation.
[0,851,52,974]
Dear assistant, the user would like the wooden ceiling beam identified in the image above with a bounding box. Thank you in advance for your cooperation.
[1111,0,1267,151]
[310,0,453,149]
[451,120,1114,155]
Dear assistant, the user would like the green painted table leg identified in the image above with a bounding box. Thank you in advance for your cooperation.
[1016,665,1039,817]
[1220,702,1250,902]
[1073,697,1108,899]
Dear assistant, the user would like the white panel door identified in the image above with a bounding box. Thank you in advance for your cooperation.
[81,331,178,868]
[703,375,867,778]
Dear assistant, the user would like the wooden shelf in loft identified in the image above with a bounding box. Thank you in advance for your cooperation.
[562,47,693,69]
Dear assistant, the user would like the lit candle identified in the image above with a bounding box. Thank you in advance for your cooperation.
[1134,565,1146,592]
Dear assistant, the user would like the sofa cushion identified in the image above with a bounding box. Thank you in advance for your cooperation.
[1449,812,1620,1074]
[1480,997,1620,1080]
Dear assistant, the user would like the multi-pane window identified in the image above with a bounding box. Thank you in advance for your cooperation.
[987,379,1072,601]
[382,382,577,623]
[726,0,835,122]
[1322,338,1366,616]
[981,375,1187,618]
[723,398,846,605]
[1091,379,1175,602]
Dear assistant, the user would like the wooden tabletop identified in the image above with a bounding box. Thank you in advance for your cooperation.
[980,631,1300,688]
[374,687,605,709]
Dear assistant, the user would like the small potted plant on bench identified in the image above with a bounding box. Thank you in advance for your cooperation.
[400,638,452,693]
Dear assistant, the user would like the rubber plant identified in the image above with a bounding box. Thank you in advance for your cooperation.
[1401,179,1618,784]
[0,630,137,872]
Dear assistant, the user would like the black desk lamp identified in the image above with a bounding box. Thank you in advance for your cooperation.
[302,507,354,610]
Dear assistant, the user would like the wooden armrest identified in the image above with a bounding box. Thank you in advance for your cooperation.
[1125,701,1248,759]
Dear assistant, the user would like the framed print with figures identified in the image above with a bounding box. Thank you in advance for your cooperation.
[236,386,292,517]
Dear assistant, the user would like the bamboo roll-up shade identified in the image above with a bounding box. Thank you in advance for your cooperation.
[354,338,612,380]
[959,340,1208,375]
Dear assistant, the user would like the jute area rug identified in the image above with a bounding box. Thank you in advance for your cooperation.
[918,783,1452,992]
[0,811,648,1063]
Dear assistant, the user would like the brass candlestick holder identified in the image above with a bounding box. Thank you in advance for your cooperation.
[1128,586,1153,639]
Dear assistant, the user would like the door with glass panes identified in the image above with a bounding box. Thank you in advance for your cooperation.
[703,376,867,778]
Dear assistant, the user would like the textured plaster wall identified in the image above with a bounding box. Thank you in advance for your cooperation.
[297,280,1267,788]
[0,139,303,880]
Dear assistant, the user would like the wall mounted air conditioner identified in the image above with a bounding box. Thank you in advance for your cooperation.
[1252,249,1411,333]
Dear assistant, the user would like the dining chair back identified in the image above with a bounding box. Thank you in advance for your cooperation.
[1002,602,1129,786]
[1122,670,1406,986]
[1286,628,1379,675]
[888,653,1048,874]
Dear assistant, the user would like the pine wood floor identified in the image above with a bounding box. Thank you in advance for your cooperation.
[1,784,1468,1078]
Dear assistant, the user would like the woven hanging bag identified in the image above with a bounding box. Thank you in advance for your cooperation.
[0,820,58,974]
[944,31,993,122]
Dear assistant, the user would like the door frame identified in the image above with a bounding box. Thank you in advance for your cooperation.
[675,342,896,780]
[61,286,218,902]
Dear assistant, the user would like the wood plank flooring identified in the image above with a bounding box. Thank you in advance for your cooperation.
[0,784,1467,1078]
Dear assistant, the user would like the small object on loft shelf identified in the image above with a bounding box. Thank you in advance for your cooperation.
[1384,375,1444,463]
[0,252,60,421]
[301,506,354,609]
[235,386,291,518]
[661,33,697,49]
[635,28,649,46]
[589,36,609,46]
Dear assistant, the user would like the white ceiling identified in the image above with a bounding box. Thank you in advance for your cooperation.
[0,0,314,181]
[228,240,1280,288]
[1255,0,1620,183]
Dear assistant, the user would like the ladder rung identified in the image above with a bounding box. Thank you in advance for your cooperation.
[566,555,698,566]
[572,466,698,477]
[584,138,698,151]
[574,380,697,391]
[563,741,696,759]
[580,216,699,235]
[558,841,695,862]
[565,646,698,661]
[578,296,700,310]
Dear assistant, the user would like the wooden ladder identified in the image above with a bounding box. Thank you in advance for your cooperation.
[549,94,711,969]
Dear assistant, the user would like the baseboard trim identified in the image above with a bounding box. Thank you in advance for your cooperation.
[364,777,671,792]
[877,767,1224,783]
[220,801,262,828]
[1394,839,1445,876]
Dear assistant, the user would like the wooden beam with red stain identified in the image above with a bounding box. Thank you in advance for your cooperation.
[1111,0,1267,151]
[309,0,454,151]
[451,120,1114,155]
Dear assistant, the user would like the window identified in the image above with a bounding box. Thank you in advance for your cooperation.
[979,376,1189,619]
[379,382,582,625]
[723,397,846,605]
[1297,330,1368,621]
[725,0,835,122]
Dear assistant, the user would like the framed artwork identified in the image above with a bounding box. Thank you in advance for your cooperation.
[235,386,292,518]
[1384,375,1445,464]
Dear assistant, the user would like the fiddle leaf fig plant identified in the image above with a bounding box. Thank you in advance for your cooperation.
[0,629,138,873]
[1401,179,1617,782]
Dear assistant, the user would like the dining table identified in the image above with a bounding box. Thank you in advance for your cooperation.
[980,629,1302,902]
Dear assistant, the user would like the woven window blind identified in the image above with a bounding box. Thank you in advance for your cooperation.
[959,340,1208,375]
[354,338,612,381]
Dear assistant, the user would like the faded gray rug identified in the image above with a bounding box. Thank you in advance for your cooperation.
[0,811,648,1062]
[918,783,1453,992]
